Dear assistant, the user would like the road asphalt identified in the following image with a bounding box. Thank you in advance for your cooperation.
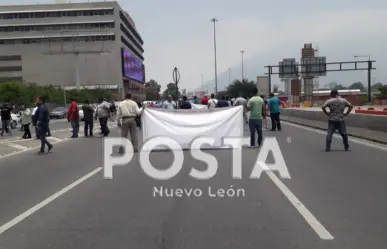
[0,122,387,248]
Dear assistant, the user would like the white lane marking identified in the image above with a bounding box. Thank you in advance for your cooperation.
[266,171,334,240]
[0,167,102,236]
[282,121,387,152]
[6,143,28,150]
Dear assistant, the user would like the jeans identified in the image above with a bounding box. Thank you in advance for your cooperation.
[38,123,52,151]
[249,119,263,147]
[70,120,79,137]
[270,112,282,130]
[326,120,349,149]
[84,119,93,136]
[1,120,11,135]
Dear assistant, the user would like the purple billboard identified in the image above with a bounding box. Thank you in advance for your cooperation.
[122,49,144,82]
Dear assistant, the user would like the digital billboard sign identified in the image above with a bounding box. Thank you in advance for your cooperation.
[122,48,144,82]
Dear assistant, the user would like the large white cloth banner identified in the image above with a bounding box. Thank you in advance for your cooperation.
[191,103,207,109]
[142,106,244,150]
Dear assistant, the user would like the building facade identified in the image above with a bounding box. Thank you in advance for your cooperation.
[0,1,146,100]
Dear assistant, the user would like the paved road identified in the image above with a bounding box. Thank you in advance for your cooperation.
[0,122,387,248]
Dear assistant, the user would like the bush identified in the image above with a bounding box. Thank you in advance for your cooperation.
[0,82,113,107]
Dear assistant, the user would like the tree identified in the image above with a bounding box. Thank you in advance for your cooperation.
[378,85,387,98]
[162,83,181,99]
[273,84,279,93]
[348,82,366,91]
[225,78,257,98]
[371,82,384,91]
[328,81,338,89]
[145,79,161,100]
[333,84,347,90]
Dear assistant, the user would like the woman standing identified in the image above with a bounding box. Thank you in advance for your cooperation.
[21,106,32,139]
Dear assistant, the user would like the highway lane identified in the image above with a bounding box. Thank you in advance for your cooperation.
[0,123,386,248]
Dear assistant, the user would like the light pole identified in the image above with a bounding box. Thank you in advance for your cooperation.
[210,18,218,95]
[201,74,204,92]
[240,50,244,81]
[228,68,231,85]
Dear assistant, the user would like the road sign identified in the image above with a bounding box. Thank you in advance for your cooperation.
[279,58,298,79]
[301,56,326,77]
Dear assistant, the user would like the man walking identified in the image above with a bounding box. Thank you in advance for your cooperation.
[82,100,94,137]
[246,87,266,148]
[268,93,282,131]
[35,96,53,154]
[95,99,111,137]
[117,92,142,153]
[216,96,229,108]
[21,106,32,139]
[207,93,218,109]
[67,100,79,138]
[0,103,13,136]
[179,96,192,109]
[234,95,248,124]
[162,95,177,109]
[322,89,353,152]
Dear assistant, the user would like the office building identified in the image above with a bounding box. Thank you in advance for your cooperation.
[0,1,146,100]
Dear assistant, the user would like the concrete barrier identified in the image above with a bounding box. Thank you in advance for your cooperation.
[281,108,387,133]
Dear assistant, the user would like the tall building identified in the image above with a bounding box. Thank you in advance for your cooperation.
[0,1,146,100]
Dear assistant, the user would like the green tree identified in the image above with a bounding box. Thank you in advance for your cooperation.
[145,79,161,100]
[162,83,181,99]
[371,82,384,91]
[226,79,257,98]
[348,82,366,91]
[333,84,347,90]
[378,85,387,98]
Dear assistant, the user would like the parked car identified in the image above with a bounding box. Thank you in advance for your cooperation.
[49,107,67,119]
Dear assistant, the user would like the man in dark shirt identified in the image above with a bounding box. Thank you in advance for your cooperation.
[179,96,192,109]
[35,96,53,154]
[216,96,229,108]
[82,100,94,137]
[1,103,13,136]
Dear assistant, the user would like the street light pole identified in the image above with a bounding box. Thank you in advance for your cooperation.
[201,74,204,92]
[210,18,218,95]
[228,68,231,85]
[240,50,244,81]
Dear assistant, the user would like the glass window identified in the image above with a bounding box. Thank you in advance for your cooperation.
[36,12,45,18]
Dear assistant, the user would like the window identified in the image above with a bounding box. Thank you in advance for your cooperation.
[0,66,22,72]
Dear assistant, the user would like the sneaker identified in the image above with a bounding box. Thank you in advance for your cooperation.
[345,146,351,151]
[325,148,330,152]
[48,144,53,152]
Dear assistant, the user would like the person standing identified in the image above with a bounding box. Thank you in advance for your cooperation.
[31,106,39,139]
[322,89,353,152]
[234,95,248,124]
[207,93,218,109]
[246,87,266,148]
[0,103,13,136]
[179,96,192,109]
[67,100,79,138]
[95,99,111,137]
[216,96,229,108]
[82,100,94,137]
[193,96,200,104]
[201,94,209,105]
[268,93,282,131]
[260,95,269,130]
[117,92,142,153]
[35,96,53,154]
[21,106,32,139]
[162,95,177,109]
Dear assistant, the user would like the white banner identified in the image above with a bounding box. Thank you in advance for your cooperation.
[191,103,207,109]
[142,106,244,150]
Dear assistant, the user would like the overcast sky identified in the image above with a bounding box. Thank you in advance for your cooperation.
[5,0,387,92]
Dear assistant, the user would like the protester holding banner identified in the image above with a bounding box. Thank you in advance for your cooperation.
[201,94,209,105]
[216,96,229,108]
[207,94,218,109]
[180,96,192,109]
[234,95,248,124]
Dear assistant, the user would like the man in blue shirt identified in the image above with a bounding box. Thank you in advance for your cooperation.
[216,96,229,108]
[179,96,192,109]
[267,93,282,131]
[35,96,53,154]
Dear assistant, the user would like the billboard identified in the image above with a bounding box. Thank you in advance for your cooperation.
[291,79,301,95]
[122,48,144,82]
[256,76,270,96]
[300,56,326,77]
[279,58,298,78]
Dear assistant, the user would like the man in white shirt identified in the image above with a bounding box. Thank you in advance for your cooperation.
[207,93,218,109]
[162,95,177,109]
[234,95,248,123]
[116,92,143,153]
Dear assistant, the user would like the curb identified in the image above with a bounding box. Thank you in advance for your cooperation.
[281,117,387,145]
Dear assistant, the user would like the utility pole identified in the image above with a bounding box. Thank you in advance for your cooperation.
[240,50,244,80]
[201,74,204,92]
[228,68,231,85]
[210,18,218,95]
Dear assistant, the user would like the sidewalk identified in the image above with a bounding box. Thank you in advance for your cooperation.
[281,115,387,144]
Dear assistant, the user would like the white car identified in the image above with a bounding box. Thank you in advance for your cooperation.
[0,113,19,129]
